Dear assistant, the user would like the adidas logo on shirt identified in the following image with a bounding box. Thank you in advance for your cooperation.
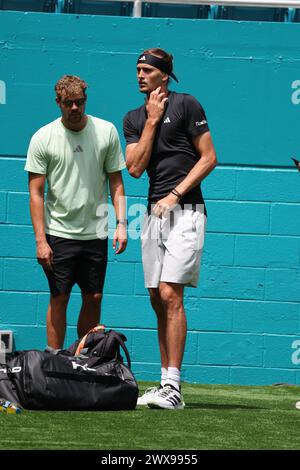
[139,56,146,61]
[73,145,83,153]
[164,117,171,124]
[195,120,207,126]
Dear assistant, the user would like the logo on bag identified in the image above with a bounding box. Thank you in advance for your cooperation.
[0,366,22,374]
[71,361,96,373]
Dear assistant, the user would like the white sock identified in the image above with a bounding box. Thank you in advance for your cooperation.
[45,345,61,354]
[160,367,168,387]
[166,367,181,391]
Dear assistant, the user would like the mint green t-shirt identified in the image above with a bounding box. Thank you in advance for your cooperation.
[25,116,126,240]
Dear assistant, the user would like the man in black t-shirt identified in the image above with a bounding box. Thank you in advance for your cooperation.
[123,48,217,410]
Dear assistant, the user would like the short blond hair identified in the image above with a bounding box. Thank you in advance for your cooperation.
[55,75,87,101]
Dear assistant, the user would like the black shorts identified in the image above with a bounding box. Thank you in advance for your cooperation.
[43,235,108,296]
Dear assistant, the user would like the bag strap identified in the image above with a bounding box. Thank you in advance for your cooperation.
[105,330,131,369]
[74,325,105,356]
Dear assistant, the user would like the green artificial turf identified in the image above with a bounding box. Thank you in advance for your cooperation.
[1,382,300,450]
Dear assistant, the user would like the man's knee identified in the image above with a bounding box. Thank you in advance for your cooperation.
[158,284,183,311]
[82,292,103,306]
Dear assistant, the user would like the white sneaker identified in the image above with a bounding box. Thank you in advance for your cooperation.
[137,386,162,406]
[147,384,185,410]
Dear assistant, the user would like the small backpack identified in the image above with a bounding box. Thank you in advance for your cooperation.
[67,325,131,368]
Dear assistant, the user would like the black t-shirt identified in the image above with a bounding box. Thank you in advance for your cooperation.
[123,91,209,208]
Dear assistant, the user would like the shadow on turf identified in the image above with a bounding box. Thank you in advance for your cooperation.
[184,403,261,410]
[136,403,261,410]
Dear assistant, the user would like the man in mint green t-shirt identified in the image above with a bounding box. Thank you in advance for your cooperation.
[25,75,127,350]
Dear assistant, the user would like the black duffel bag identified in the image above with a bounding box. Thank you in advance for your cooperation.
[0,327,138,411]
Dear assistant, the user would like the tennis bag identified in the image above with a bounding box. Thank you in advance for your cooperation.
[0,327,138,410]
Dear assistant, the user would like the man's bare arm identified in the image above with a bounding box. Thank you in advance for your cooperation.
[175,132,218,196]
[108,171,127,254]
[152,132,217,216]
[126,86,168,178]
[28,173,53,270]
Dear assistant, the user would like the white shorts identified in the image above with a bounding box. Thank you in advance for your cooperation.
[141,206,206,288]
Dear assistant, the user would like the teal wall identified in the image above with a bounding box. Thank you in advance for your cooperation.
[0,11,300,386]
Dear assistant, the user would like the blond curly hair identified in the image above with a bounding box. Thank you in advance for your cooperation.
[55,75,87,101]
